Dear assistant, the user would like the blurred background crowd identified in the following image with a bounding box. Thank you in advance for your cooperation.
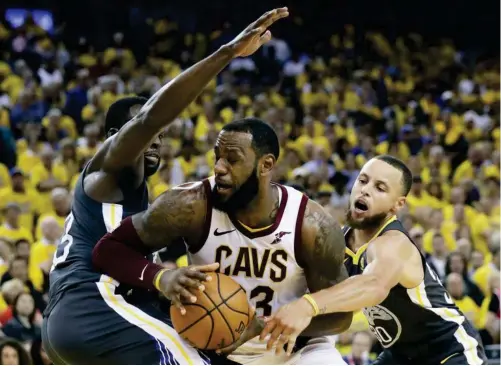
[0,0,499,364]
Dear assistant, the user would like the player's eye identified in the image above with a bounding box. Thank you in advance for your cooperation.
[227,156,239,164]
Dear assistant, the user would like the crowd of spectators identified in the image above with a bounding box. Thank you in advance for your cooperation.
[0,9,498,365]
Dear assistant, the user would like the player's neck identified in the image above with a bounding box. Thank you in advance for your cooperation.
[353,214,394,246]
[234,185,278,229]
[353,229,379,250]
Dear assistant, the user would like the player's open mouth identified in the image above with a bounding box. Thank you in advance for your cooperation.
[354,199,369,214]
[144,152,160,163]
[216,182,232,193]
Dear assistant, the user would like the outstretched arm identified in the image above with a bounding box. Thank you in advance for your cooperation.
[95,8,289,174]
[309,230,412,313]
[259,229,411,355]
[97,50,233,174]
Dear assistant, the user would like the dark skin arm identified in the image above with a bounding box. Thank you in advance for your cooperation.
[130,182,207,251]
[130,182,220,312]
[84,8,289,202]
[84,48,233,201]
[299,199,353,336]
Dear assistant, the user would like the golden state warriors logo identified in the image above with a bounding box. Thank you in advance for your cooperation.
[363,305,402,348]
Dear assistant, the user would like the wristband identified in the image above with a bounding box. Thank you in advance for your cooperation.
[154,268,170,291]
[303,294,320,316]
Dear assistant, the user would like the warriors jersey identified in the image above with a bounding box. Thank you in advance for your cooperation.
[343,217,486,364]
[46,162,151,315]
[188,177,310,362]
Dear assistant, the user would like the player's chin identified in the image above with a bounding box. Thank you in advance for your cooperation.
[144,160,160,176]
[215,187,234,201]
[351,209,370,219]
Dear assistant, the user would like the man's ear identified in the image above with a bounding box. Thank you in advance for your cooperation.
[391,196,406,215]
[260,154,275,176]
[107,128,119,138]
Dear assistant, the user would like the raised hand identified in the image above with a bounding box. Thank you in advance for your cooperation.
[225,7,289,58]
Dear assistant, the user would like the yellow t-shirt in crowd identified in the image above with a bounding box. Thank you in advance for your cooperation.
[421,162,451,184]
[0,163,9,189]
[152,182,169,200]
[423,223,457,254]
[472,264,496,296]
[470,213,491,257]
[30,164,69,214]
[41,116,77,139]
[17,150,42,178]
[453,296,482,329]
[452,160,477,185]
[0,224,33,245]
[442,204,477,225]
[29,239,57,291]
[406,192,443,213]
[176,157,197,178]
[0,188,40,233]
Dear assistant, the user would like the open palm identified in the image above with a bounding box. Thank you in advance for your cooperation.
[226,8,289,58]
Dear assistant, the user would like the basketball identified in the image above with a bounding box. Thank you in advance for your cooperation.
[170,272,251,350]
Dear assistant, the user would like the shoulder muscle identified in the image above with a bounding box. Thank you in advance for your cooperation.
[132,181,208,250]
[301,199,347,290]
[365,231,418,289]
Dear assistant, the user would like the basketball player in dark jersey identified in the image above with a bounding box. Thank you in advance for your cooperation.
[42,8,288,364]
[261,155,488,365]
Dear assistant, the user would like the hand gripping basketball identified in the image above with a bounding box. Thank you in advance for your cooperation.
[156,263,220,315]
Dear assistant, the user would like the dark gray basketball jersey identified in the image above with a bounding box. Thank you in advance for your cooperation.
[45,164,149,315]
[343,218,485,363]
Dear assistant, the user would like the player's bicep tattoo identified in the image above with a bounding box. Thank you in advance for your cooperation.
[133,186,205,250]
[303,200,347,292]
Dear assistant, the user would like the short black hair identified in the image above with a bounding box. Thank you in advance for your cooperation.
[105,96,148,134]
[375,155,413,196]
[221,118,280,160]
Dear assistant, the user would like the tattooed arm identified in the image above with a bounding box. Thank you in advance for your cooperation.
[92,182,219,311]
[130,182,208,250]
[258,199,351,355]
[299,199,353,335]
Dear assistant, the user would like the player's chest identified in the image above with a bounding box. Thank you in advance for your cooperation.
[204,230,297,281]
[344,251,368,276]
[344,235,371,276]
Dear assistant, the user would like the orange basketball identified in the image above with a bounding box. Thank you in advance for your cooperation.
[170,272,251,350]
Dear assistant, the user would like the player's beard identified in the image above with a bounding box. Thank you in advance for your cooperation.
[345,208,389,230]
[144,158,160,177]
[213,168,259,214]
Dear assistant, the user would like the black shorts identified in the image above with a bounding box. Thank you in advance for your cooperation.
[42,278,234,365]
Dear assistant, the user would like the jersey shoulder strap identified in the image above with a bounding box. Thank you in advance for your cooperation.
[342,225,351,236]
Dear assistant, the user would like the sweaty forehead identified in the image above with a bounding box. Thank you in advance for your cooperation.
[361,159,403,189]
[216,130,253,151]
